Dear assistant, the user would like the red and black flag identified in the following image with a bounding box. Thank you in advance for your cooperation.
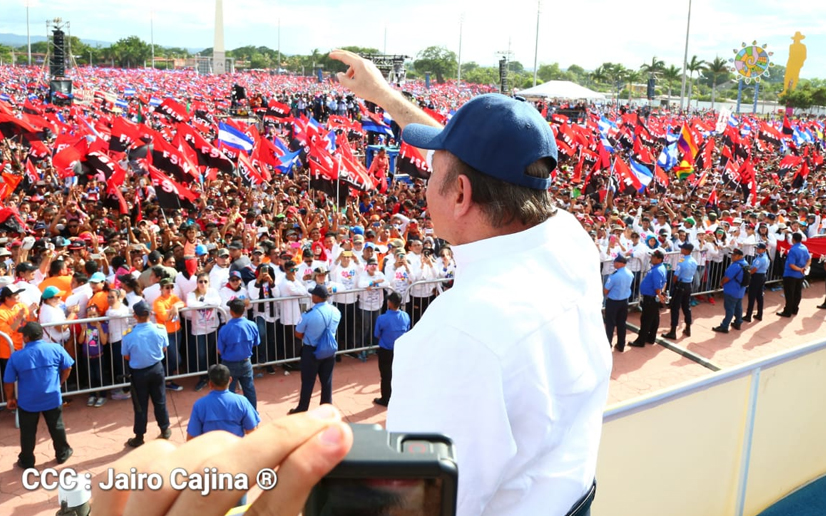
[151,133,200,184]
[0,206,28,234]
[782,116,794,136]
[397,141,431,180]
[264,100,291,120]
[777,155,801,178]
[237,152,266,187]
[148,165,198,211]
[791,160,809,189]
[157,98,190,123]
[176,123,233,173]
[110,116,143,153]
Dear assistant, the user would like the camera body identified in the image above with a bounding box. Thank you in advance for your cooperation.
[303,424,458,516]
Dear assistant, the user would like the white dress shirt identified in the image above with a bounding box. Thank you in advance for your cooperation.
[387,210,612,516]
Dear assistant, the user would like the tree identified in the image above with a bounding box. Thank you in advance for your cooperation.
[537,62,566,82]
[414,46,457,84]
[686,55,706,108]
[109,36,152,68]
[0,44,12,64]
[509,61,525,74]
[779,87,814,110]
[625,70,642,102]
[640,56,665,76]
[460,61,479,75]
[704,56,730,110]
[661,65,681,100]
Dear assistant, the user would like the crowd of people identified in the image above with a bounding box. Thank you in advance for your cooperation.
[0,58,825,485]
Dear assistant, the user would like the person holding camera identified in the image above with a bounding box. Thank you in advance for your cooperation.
[331,50,610,516]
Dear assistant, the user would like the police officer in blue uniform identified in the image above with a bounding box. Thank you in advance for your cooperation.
[3,322,74,469]
[217,299,259,409]
[289,284,341,414]
[744,243,770,322]
[663,242,698,339]
[122,300,172,447]
[630,250,668,347]
[603,255,634,352]
[373,291,411,406]
[777,232,811,317]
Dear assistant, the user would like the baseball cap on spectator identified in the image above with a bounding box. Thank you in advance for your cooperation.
[767,213,777,220]
[314,266,329,275]
[708,212,718,220]
[42,286,65,300]
[0,285,24,300]
[301,248,313,258]
[89,272,106,283]
[217,248,230,257]
[651,250,665,260]
[15,262,36,274]
[33,222,46,230]
[613,255,627,264]
[684,217,696,225]
[732,248,744,256]
[132,300,152,317]
[351,226,364,236]
[228,271,242,281]
[366,257,378,265]
[402,94,557,189]
[228,242,243,250]
[159,277,174,287]
[658,229,668,236]
[353,234,365,243]
[252,248,265,255]
[195,245,208,257]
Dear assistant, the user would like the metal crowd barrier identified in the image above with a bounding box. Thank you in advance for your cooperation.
[601,246,788,307]
[0,279,452,406]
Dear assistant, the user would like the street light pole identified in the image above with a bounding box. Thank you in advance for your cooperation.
[457,14,463,82]
[26,1,31,66]
[678,0,692,112]
[150,8,155,69]
[533,0,541,87]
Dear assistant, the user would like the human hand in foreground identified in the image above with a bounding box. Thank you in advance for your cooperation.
[330,49,393,105]
[92,405,353,516]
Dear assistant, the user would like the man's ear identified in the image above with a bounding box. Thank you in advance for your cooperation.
[453,174,473,219]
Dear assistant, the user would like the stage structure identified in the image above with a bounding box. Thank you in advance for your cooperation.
[359,54,410,85]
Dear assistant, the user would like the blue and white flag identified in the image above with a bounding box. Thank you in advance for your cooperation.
[115,99,128,109]
[149,97,162,107]
[657,143,679,171]
[361,118,394,137]
[629,158,653,192]
[0,94,10,102]
[218,123,254,152]
[728,114,739,127]
[123,88,136,97]
[278,150,302,174]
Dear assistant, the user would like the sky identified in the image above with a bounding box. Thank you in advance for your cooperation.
[2,0,825,79]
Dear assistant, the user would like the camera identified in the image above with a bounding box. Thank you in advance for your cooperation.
[423,249,434,257]
[302,424,457,516]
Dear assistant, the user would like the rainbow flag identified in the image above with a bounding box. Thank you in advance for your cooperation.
[678,124,698,164]
[674,160,694,181]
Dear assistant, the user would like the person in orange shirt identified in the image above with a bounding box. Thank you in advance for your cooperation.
[0,285,37,368]
[152,278,184,391]
[39,260,73,302]
[86,272,110,316]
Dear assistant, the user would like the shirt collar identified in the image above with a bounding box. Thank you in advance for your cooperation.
[24,339,46,347]
[451,215,561,278]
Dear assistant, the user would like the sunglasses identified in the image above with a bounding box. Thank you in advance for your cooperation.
[289,268,299,272]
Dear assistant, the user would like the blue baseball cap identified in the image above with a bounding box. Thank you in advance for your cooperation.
[402,94,557,190]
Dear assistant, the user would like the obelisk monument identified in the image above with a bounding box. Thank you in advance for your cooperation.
[212,0,226,74]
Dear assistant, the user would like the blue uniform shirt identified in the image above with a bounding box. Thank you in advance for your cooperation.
[640,263,667,296]
[3,340,74,412]
[296,302,341,347]
[675,255,698,283]
[217,317,260,362]
[751,252,770,275]
[784,243,810,279]
[187,389,260,438]
[604,267,634,301]
[723,259,749,298]
[121,322,168,369]
[374,309,411,350]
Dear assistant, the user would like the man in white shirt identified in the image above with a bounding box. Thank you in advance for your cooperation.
[207,248,231,290]
[356,256,385,350]
[277,262,309,366]
[332,50,611,516]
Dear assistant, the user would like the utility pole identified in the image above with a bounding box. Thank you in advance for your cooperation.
[384,25,387,55]
[457,14,464,82]
[150,8,155,69]
[277,17,281,71]
[533,0,541,86]
[26,0,31,66]
[679,0,692,112]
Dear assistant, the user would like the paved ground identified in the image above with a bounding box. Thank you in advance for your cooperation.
[1,283,824,514]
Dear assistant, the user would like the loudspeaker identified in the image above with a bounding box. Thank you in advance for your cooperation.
[232,84,246,100]
[51,29,66,77]
[49,79,73,106]
[647,78,656,100]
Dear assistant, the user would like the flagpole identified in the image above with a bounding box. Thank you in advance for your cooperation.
[150,7,155,69]
[457,14,464,83]
[532,0,541,87]
[678,0,692,113]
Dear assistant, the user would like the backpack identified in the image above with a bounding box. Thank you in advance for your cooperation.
[738,264,752,288]
[313,308,339,360]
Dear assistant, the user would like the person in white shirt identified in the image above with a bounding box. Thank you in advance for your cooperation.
[14,262,42,307]
[405,239,437,325]
[65,273,93,319]
[331,52,610,516]
[385,251,413,307]
[357,256,386,351]
[277,262,309,367]
[142,266,171,309]
[219,271,249,311]
[330,250,360,352]
[207,248,231,290]
[105,288,133,401]
[248,263,280,375]
[39,286,71,345]
[186,273,222,391]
